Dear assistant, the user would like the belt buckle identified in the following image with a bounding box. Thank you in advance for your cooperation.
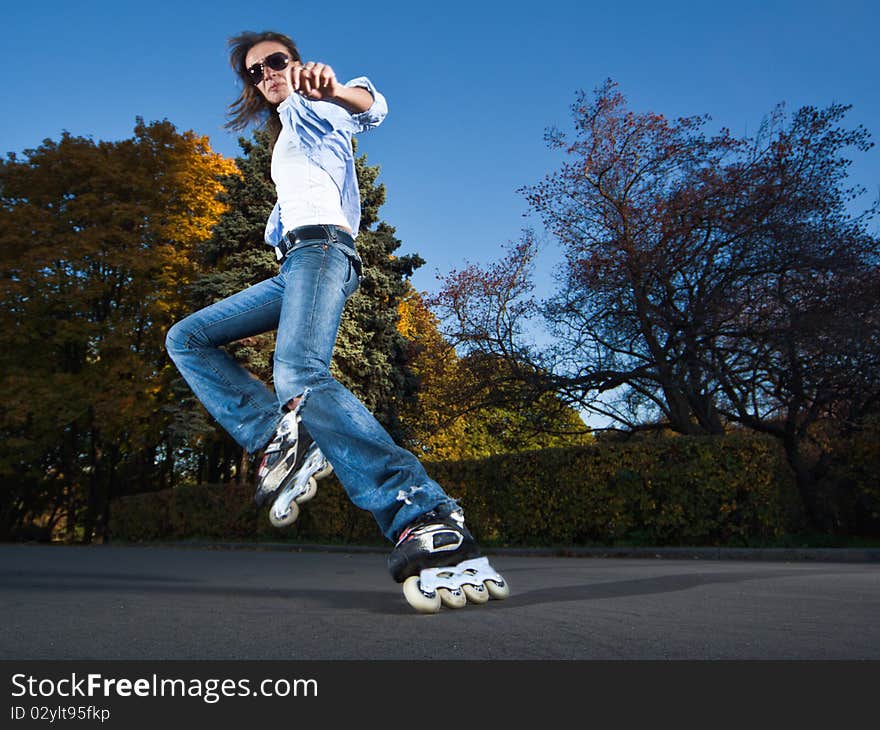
[283,231,299,257]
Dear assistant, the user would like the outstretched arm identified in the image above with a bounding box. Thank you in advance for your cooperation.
[283,61,374,114]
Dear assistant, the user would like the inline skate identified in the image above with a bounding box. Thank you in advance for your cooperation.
[388,505,510,613]
[268,442,333,527]
[255,410,333,526]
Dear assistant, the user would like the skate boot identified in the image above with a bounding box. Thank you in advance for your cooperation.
[254,410,318,507]
[268,442,333,527]
[388,505,510,613]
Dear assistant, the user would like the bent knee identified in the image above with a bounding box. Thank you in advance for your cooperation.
[165,317,202,356]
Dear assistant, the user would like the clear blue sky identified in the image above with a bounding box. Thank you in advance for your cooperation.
[3,0,878,295]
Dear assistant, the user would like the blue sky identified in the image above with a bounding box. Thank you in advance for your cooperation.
[3,0,878,296]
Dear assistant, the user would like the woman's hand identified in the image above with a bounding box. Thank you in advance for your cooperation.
[285,61,341,101]
[283,61,374,114]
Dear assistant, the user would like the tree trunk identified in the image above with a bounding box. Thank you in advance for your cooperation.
[238,448,250,485]
[782,433,834,534]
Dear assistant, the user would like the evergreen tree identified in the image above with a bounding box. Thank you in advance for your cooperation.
[333,145,424,443]
[166,130,278,484]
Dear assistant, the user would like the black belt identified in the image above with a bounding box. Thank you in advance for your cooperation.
[278,224,357,259]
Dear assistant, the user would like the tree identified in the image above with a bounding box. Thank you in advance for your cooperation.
[0,120,235,541]
[432,80,880,532]
[332,145,424,444]
[399,286,590,461]
[165,129,278,486]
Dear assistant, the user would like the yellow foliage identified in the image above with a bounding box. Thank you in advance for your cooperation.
[397,287,591,460]
[0,119,238,473]
[150,130,239,246]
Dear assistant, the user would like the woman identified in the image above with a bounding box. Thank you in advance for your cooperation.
[165,31,508,612]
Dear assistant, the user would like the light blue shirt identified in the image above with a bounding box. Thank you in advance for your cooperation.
[263,76,388,248]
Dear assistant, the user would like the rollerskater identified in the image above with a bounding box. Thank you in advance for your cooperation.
[164,30,508,612]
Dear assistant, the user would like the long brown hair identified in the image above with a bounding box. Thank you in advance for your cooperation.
[225,31,301,146]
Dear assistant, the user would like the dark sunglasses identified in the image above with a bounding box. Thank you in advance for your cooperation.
[245,52,293,85]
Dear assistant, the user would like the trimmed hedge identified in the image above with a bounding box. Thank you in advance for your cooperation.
[108,434,803,547]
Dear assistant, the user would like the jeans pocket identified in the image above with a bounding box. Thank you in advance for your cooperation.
[342,256,360,297]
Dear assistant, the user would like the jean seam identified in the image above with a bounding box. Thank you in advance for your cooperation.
[292,247,331,388]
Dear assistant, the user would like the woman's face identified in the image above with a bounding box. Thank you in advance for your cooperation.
[245,40,296,105]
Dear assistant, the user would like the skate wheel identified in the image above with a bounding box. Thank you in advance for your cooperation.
[299,477,318,504]
[438,587,467,609]
[268,500,299,528]
[403,576,441,614]
[485,578,510,600]
[462,582,490,604]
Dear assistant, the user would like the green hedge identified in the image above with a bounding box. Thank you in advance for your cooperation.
[108,434,803,547]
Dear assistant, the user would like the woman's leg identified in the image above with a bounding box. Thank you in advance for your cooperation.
[165,276,285,454]
[273,243,457,541]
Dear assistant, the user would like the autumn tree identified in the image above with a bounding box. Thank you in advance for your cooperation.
[0,120,235,541]
[433,81,880,532]
[398,286,590,461]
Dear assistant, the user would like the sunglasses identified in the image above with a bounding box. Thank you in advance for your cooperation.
[245,52,293,85]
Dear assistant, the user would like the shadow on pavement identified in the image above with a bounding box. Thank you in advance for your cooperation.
[503,569,813,609]
[1,568,824,615]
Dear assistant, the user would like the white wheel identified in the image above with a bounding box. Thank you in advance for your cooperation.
[438,587,467,609]
[403,576,442,614]
[462,582,490,604]
[268,500,299,528]
[298,477,318,504]
[486,578,510,600]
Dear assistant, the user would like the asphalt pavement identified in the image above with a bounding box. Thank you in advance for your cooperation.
[1,543,878,660]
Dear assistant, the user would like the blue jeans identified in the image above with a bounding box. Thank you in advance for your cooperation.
[165,235,457,541]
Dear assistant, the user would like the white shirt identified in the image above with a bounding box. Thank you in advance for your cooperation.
[271,123,351,233]
[263,76,388,250]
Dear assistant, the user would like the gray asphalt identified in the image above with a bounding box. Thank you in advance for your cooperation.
[1,543,878,660]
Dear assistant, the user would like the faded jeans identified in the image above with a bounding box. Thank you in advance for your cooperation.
[165,234,456,541]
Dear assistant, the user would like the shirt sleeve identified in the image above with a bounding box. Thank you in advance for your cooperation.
[343,76,388,132]
[264,200,284,247]
[278,77,387,136]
